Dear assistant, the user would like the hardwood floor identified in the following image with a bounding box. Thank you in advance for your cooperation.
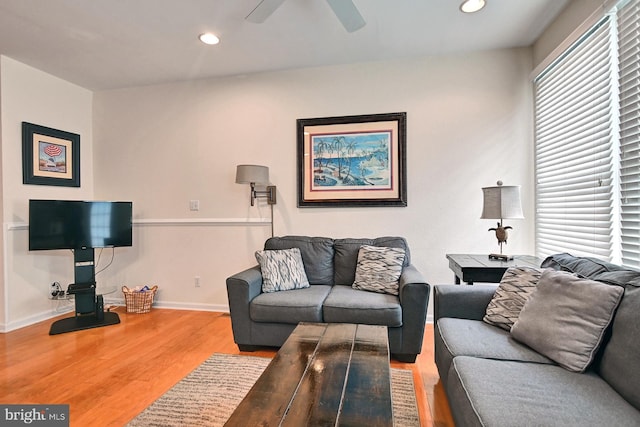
[0,308,454,427]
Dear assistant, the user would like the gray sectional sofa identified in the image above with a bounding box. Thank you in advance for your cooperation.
[434,253,640,426]
[226,236,430,362]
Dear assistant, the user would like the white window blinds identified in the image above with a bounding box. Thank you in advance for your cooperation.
[534,18,617,259]
[619,0,640,267]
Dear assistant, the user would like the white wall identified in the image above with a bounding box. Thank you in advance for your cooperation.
[0,56,93,331]
[92,48,536,318]
[0,47,536,330]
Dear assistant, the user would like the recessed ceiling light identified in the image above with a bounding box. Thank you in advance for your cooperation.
[460,0,486,13]
[199,33,220,45]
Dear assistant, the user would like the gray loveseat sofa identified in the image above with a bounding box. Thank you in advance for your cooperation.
[226,236,430,362]
[434,253,640,426]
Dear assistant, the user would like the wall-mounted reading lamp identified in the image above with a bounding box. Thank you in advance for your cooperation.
[235,164,277,237]
[235,164,277,206]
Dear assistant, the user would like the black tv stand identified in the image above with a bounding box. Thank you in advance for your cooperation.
[49,248,121,335]
[49,311,120,335]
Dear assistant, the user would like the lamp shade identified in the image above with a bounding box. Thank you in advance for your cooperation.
[481,182,524,219]
[235,165,269,184]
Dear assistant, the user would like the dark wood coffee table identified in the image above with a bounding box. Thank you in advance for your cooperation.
[446,253,546,284]
[225,322,392,426]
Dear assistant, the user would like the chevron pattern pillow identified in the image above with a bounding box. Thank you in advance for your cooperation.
[352,245,406,295]
[483,266,543,331]
[255,248,310,293]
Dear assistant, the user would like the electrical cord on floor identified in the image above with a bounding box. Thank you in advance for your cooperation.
[54,297,74,314]
[270,203,274,237]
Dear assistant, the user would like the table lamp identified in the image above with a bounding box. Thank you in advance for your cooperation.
[481,180,523,261]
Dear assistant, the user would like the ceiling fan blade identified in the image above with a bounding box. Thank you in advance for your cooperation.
[246,0,287,23]
[326,0,366,33]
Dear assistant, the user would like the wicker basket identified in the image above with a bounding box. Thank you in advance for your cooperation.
[122,285,158,314]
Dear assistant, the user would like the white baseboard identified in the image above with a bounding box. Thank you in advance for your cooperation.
[152,301,229,312]
[0,306,74,333]
[103,296,229,313]
[1,302,430,332]
[0,302,228,333]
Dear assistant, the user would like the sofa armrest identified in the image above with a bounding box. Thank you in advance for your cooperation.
[433,284,497,323]
[226,265,263,345]
[397,264,431,354]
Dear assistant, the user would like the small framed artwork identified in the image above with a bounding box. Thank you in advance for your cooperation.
[297,112,407,207]
[22,122,80,187]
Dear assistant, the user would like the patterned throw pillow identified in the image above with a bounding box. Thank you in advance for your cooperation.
[352,245,406,295]
[255,248,310,293]
[483,266,543,331]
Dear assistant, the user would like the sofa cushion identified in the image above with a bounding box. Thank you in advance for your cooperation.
[597,284,640,411]
[250,285,332,324]
[264,236,334,285]
[542,253,640,410]
[511,269,624,373]
[352,245,405,295]
[334,237,410,285]
[447,356,640,427]
[435,318,553,385]
[542,253,640,409]
[255,248,309,293]
[542,252,640,286]
[483,266,543,331]
[322,285,402,327]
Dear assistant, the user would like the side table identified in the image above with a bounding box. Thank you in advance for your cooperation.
[446,254,546,285]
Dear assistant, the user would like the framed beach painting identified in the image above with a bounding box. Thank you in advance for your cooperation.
[22,122,80,187]
[297,112,407,207]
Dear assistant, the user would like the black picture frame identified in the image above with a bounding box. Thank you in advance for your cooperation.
[22,122,80,187]
[297,112,407,207]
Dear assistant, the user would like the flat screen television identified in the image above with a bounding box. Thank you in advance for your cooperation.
[29,200,133,251]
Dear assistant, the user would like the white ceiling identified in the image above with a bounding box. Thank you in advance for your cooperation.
[0,0,569,91]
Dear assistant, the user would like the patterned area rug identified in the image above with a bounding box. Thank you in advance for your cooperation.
[127,353,419,426]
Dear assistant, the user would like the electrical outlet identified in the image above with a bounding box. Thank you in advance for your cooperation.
[194,276,201,287]
[189,200,200,211]
[50,282,64,299]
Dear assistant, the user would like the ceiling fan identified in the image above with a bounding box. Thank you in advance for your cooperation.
[246,0,366,33]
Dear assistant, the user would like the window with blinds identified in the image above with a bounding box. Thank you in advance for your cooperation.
[534,17,617,260]
[619,0,640,267]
